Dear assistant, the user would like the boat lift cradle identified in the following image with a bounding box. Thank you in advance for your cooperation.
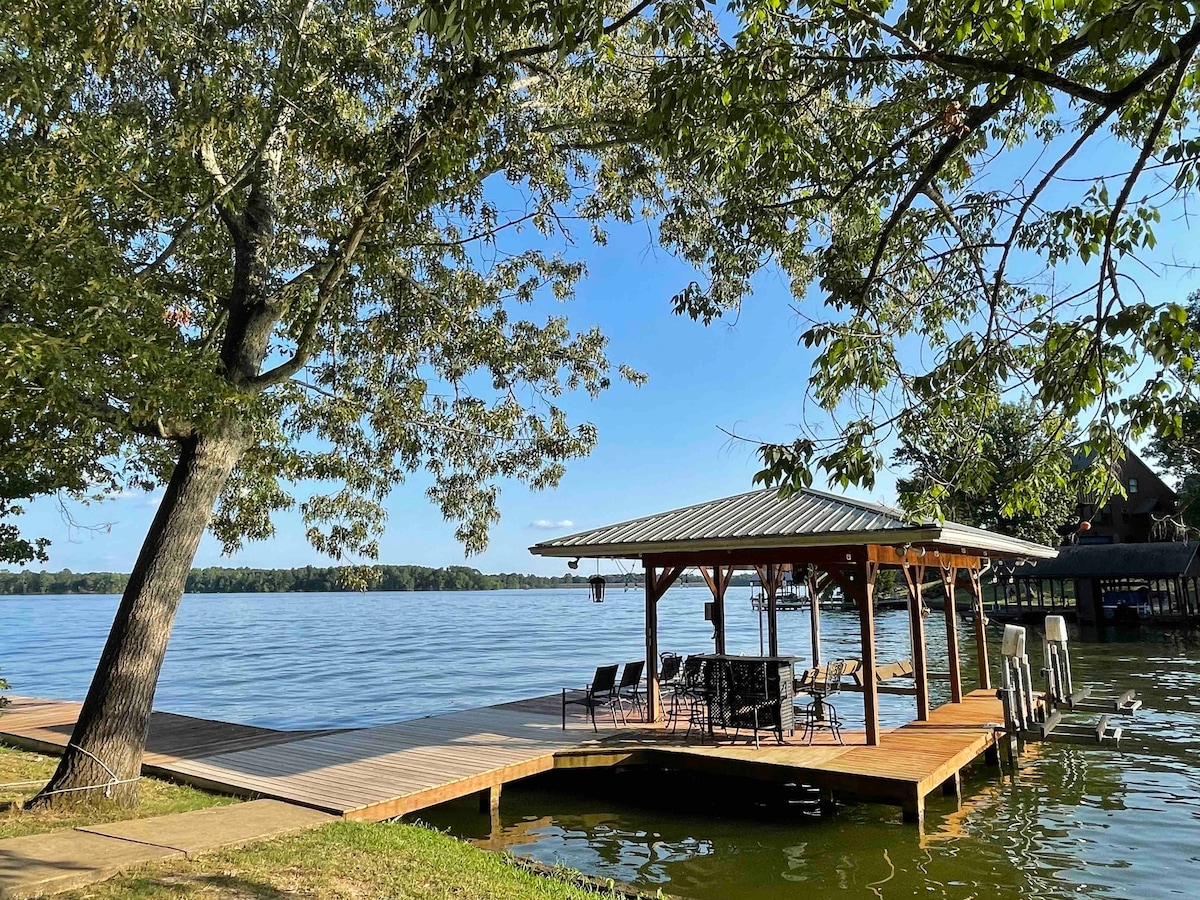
[996,615,1139,766]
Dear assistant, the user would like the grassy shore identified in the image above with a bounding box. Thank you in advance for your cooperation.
[70,821,645,899]
[1,745,651,899]
[0,743,237,840]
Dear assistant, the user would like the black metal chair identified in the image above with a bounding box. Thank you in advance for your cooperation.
[796,658,847,745]
[673,655,710,740]
[723,658,781,749]
[659,652,683,687]
[562,664,621,732]
[616,659,646,721]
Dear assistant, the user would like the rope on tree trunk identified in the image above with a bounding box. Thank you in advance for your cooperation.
[0,743,142,798]
[55,742,142,797]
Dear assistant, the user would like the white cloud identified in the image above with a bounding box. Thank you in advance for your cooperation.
[529,519,573,530]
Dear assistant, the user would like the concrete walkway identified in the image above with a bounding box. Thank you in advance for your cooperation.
[0,799,335,899]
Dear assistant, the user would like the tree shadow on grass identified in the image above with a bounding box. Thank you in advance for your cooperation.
[116,872,293,898]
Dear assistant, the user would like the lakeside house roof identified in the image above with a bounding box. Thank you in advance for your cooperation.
[1013,541,1200,580]
[529,486,1057,560]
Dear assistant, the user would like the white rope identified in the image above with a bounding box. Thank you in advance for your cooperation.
[0,743,142,800]
[67,742,120,783]
[30,776,141,799]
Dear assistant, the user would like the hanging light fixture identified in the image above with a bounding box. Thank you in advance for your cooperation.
[588,574,606,603]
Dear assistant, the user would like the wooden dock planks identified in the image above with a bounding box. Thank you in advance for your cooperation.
[1,690,1006,828]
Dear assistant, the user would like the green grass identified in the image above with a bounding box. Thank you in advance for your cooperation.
[68,821,642,899]
[0,743,238,840]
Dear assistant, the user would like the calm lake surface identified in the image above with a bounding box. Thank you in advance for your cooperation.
[4,587,1200,899]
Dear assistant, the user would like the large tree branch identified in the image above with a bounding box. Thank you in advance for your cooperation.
[1097,50,1193,316]
[82,396,192,441]
[862,83,1019,299]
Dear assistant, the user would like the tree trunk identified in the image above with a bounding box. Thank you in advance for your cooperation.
[31,430,243,808]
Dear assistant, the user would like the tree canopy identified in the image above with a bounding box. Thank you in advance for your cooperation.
[1147,290,1200,528]
[649,0,1200,511]
[3,0,792,805]
[1,0,744,562]
[894,399,1078,545]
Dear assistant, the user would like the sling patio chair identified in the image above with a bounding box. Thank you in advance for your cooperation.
[796,657,847,745]
[562,664,622,732]
[616,659,646,721]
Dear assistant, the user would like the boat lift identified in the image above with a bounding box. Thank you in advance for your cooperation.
[996,615,1139,769]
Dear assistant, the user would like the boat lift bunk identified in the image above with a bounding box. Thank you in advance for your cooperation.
[996,615,1138,767]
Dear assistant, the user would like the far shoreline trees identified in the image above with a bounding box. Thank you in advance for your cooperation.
[0,566,616,595]
[0,566,729,594]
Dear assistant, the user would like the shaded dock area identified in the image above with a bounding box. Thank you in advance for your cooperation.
[1,690,1005,829]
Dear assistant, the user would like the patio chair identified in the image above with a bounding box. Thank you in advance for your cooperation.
[562,664,622,732]
[724,657,780,749]
[656,653,683,723]
[796,658,847,745]
[616,659,646,721]
[659,652,683,687]
[672,655,710,740]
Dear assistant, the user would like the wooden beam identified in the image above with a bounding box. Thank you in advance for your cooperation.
[805,566,824,667]
[755,563,787,657]
[900,563,930,721]
[818,561,882,746]
[645,565,659,723]
[698,565,731,654]
[861,561,881,745]
[645,547,868,570]
[938,566,964,703]
[867,544,985,571]
[644,564,684,722]
[966,565,991,690]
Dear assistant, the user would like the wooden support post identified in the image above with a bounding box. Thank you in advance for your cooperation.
[698,565,732,655]
[645,565,659,723]
[643,561,685,723]
[861,561,880,746]
[984,743,1000,767]
[941,772,961,803]
[754,564,785,657]
[967,565,991,690]
[806,567,823,668]
[901,562,930,721]
[478,783,501,815]
[902,790,925,830]
[714,571,727,655]
[939,565,963,703]
[819,785,836,817]
[768,588,779,657]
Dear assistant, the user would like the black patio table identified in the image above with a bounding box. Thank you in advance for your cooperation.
[692,653,798,746]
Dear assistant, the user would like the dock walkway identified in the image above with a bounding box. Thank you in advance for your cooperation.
[1,691,1006,828]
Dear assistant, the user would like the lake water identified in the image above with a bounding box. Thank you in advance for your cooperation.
[4,587,1199,899]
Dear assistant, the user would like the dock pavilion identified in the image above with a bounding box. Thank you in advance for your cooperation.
[531,486,1057,746]
[0,489,1062,835]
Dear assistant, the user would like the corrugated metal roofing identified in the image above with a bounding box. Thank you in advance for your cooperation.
[1013,541,1198,579]
[529,487,1056,559]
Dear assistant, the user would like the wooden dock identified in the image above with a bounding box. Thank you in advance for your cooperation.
[1,691,1006,829]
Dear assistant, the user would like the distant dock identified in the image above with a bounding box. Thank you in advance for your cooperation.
[1,692,1006,829]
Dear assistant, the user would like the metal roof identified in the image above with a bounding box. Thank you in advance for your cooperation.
[529,487,1057,560]
[1013,541,1199,579]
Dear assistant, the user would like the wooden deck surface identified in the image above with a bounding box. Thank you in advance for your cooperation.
[1,690,1005,827]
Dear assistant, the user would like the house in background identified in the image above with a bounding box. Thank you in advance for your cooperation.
[1071,445,1180,544]
[1003,445,1197,628]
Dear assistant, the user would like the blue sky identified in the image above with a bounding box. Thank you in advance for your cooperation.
[11,127,1200,577]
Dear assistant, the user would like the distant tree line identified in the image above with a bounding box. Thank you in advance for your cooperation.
[0,566,783,596]
[0,565,642,595]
